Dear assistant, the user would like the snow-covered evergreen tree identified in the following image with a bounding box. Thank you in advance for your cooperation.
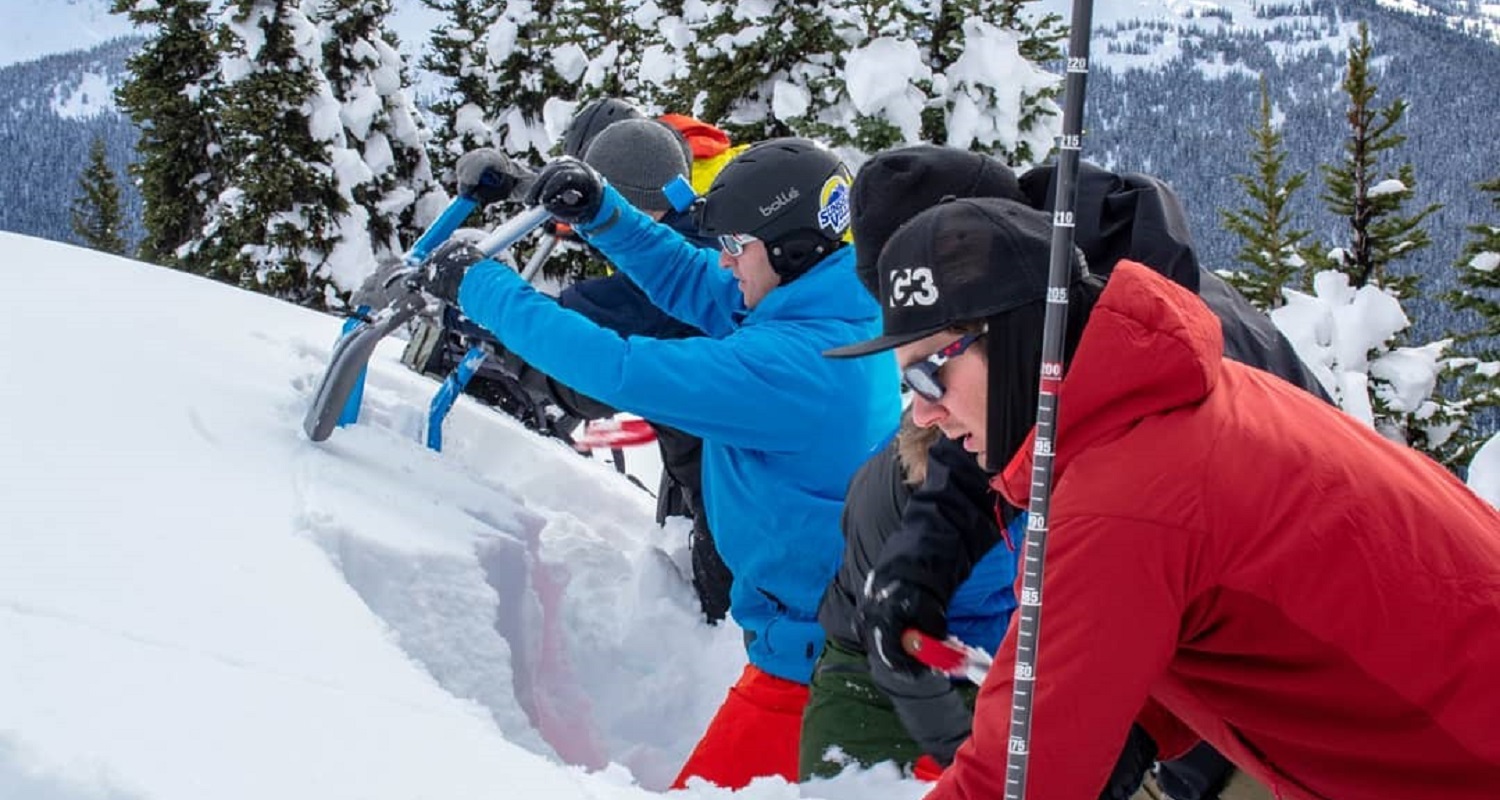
[1220,79,1311,311]
[71,136,129,256]
[1437,175,1500,467]
[1294,23,1459,460]
[420,0,503,174]
[1305,24,1439,297]
[318,0,447,256]
[672,0,1062,164]
[199,0,353,308]
[482,0,580,161]
[669,1,840,142]
[112,0,223,272]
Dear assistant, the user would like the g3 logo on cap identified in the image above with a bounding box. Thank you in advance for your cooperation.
[888,267,939,307]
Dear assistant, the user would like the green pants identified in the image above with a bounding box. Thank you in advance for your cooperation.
[799,638,977,780]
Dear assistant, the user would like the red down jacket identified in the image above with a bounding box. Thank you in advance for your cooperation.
[930,262,1500,800]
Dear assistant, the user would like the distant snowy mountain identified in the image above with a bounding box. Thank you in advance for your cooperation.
[1035,0,1500,53]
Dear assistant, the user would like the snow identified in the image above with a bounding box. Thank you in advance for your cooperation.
[772,80,811,121]
[0,233,937,800]
[1472,434,1500,506]
[1030,0,1362,73]
[1471,251,1500,273]
[50,70,116,119]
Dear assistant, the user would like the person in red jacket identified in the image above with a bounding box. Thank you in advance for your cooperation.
[826,196,1500,799]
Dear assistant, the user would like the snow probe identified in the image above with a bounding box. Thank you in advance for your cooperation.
[303,204,552,443]
[1006,2,1096,797]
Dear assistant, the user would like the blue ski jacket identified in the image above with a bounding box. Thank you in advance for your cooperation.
[457,187,902,683]
[947,512,1025,655]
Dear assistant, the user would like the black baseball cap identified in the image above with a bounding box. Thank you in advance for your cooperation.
[850,145,1023,298]
[825,197,1081,358]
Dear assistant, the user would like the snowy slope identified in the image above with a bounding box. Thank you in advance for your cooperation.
[0,233,931,800]
[1032,0,1359,73]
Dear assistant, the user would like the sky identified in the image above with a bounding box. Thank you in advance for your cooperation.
[0,233,935,800]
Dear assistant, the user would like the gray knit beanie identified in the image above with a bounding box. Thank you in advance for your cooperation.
[582,118,691,212]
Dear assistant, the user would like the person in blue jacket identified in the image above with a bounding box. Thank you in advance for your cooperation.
[418,138,902,789]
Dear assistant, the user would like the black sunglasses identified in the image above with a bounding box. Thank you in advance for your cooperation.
[902,331,985,402]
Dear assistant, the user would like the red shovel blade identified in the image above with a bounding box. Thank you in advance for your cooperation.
[574,417,657,449]
[902,629,968,673]
[902,629,993,684]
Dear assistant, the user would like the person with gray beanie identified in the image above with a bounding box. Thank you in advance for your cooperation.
[553,116,735,628]
[416,111,736,626]
[582,117,694,214]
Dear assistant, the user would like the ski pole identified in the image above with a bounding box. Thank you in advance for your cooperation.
[1006,2,1095,798]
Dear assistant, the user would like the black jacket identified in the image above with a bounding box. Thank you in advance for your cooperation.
[818,437,991,764]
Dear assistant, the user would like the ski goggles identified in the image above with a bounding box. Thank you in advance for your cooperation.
[718,233,757,257]
[902,330,985,402]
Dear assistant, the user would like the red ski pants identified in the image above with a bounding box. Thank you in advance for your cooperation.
[671,664,810,789]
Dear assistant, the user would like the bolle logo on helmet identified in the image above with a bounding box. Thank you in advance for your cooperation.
[759,187,801,217]
[816,175,851,234]
[888,267,939,308]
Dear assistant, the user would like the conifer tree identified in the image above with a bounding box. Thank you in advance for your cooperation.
[1304,23,1457,457]
[319,0,446,255]
[673,0,1062,163]
[70,136,129,256]
[420,0,503,175]
[1436,175,1500,467]
[200,0,350,307]
[670,2,844,142]
[1305,24,1438,298]
[112,0,223,271]
[484,0,575,160]
[1220,78,1311,311]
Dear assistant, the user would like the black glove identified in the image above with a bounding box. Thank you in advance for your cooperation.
[420,239,486,305]
[1098,723,1158,800]
[455,148,533,205]
[350,256,412,311]
[856,573,949,677]
[525,157,605,224]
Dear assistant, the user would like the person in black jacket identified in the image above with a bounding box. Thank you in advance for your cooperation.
[802,416,1021,779]
[834,144,1320,799]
